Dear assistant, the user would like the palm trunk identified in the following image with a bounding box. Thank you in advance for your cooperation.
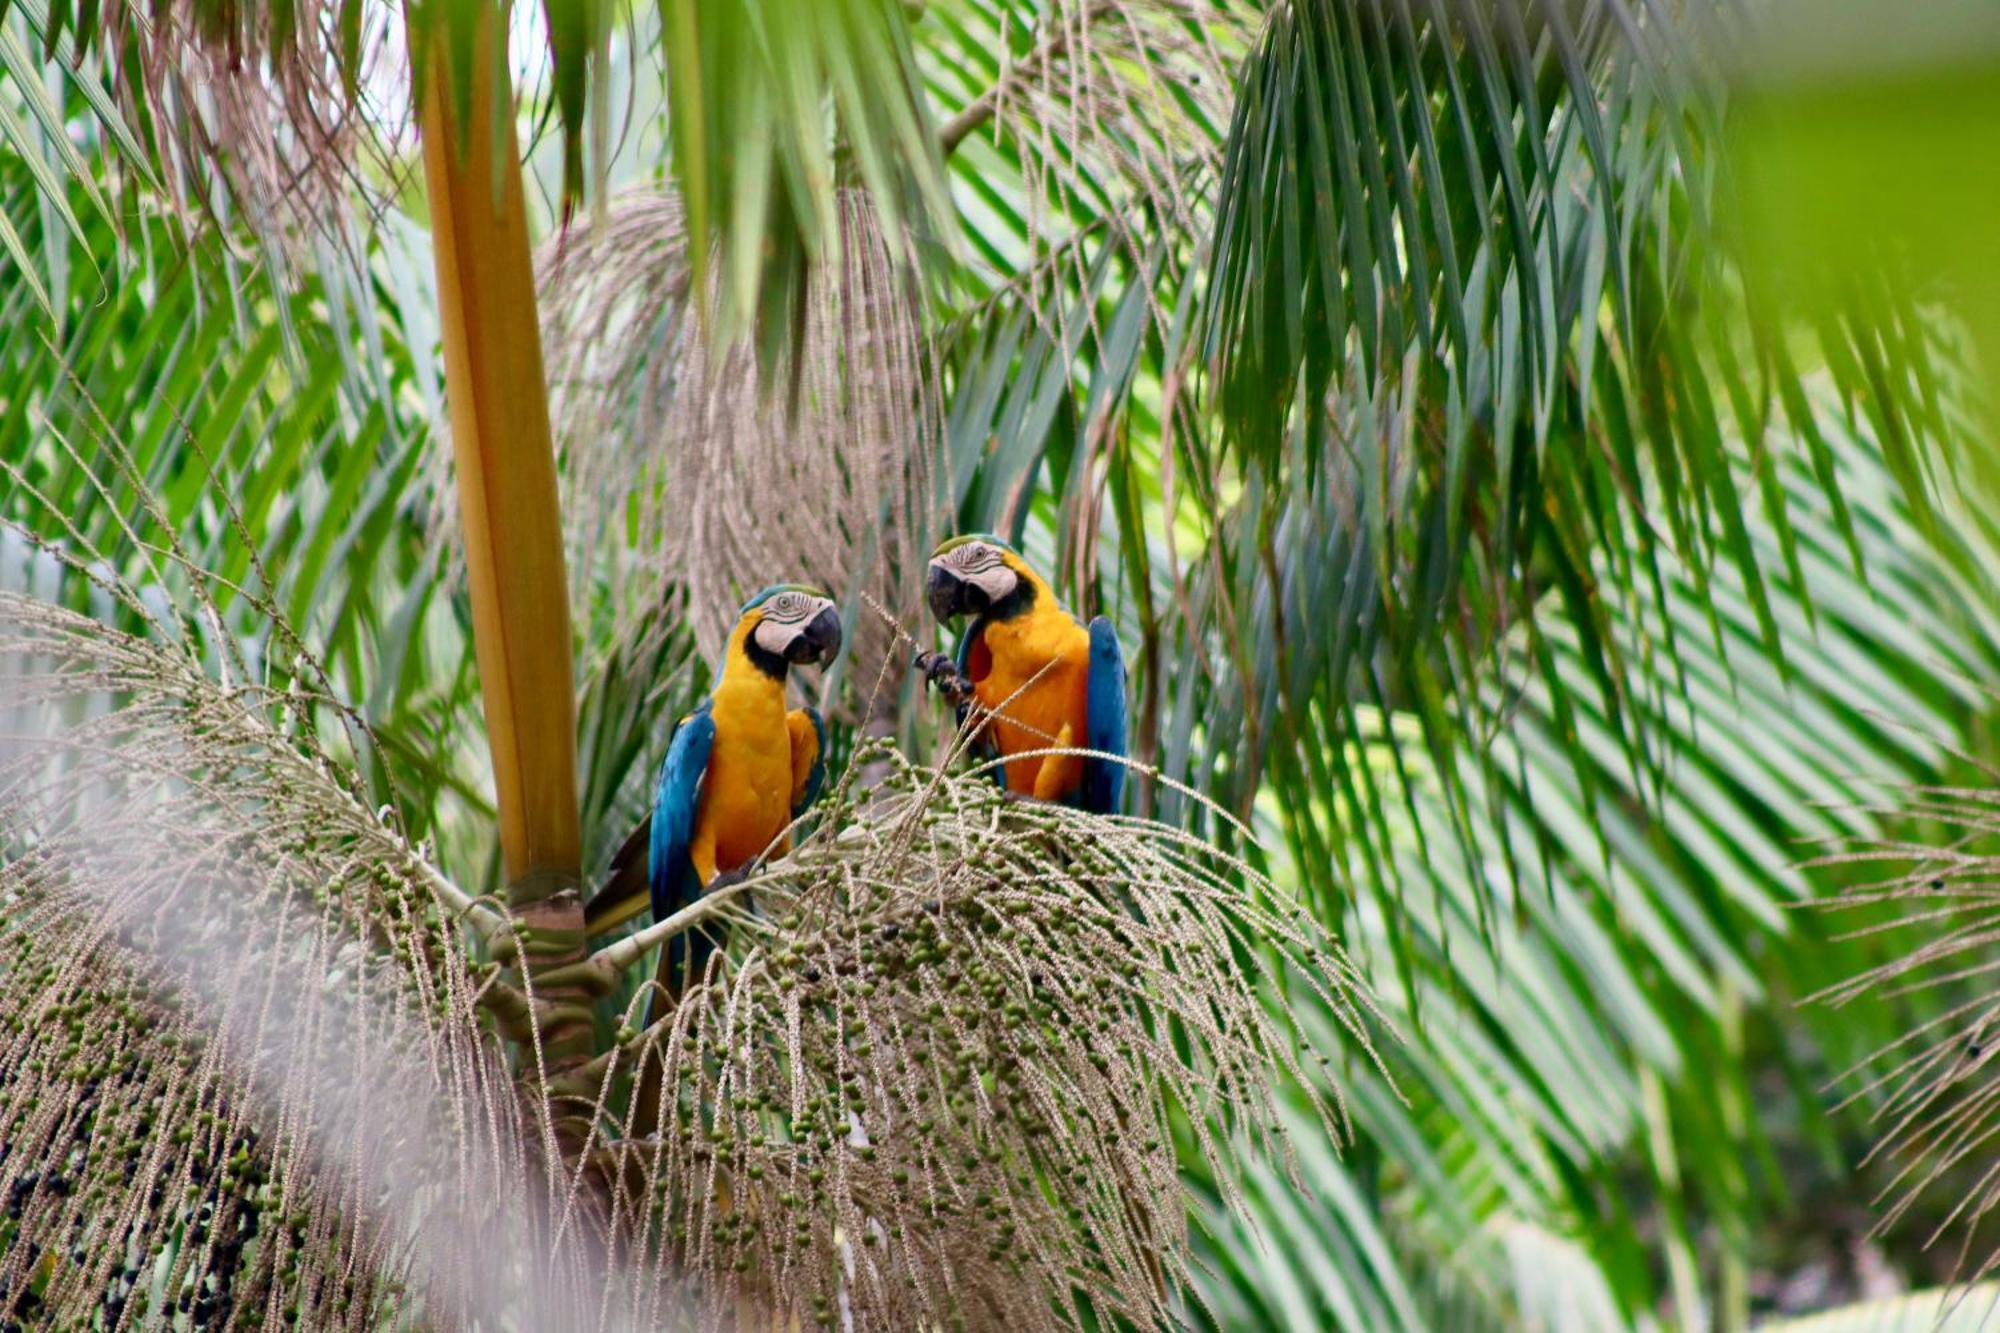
[417,12,593,1143]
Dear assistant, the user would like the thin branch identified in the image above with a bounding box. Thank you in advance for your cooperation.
[539,876,766,993]
[419,859,510,938]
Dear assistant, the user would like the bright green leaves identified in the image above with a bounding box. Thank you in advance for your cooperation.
[660,0,951,350]
[1191,0,1972,924]
[8,0,951,311]
[1188,409,2000,1329]
[539,0,610,208]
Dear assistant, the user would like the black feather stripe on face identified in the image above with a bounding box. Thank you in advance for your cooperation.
[759,591,817,627]
[744,632,791,681]
[940,541,1006,576]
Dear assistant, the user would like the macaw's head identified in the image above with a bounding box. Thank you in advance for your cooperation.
[926,534,1034,623]
[739,585,843,667]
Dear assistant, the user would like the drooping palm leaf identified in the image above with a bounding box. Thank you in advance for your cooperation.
[1189,0,1973,905]
[1192,407,2000,1326]
[656,0,953,345]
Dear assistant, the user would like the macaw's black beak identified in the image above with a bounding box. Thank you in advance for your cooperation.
[926,564,986,622]
[791,606,844,665]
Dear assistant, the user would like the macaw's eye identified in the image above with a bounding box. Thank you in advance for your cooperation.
[946,542,997,573]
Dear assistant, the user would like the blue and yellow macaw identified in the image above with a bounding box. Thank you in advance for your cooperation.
[918,535,1127,814]
[586,585,840,1008]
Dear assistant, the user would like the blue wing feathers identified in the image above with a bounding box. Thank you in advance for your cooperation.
[1083,616,1128,815]
[649,705,715,999]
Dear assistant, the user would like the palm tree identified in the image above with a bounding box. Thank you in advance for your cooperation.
[2,0,1997,1327]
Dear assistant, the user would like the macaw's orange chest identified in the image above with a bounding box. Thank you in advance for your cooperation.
[698,685,796,871]
[968,610,1092,798]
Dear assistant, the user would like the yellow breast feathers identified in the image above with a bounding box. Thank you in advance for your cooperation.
[971,604,1092,800]
[691,621,805,880]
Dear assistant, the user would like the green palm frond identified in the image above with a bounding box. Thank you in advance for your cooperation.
[1191,408,2000,1324]
[1,0,404,243]
[1189,0,1973,891]
[656,0,953,345]
[5,0,953,349]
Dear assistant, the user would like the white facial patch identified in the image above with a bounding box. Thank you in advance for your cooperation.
[937,541,1019,603]
[751,591,834,656]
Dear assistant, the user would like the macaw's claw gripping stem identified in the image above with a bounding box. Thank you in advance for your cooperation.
[913,649,975,704]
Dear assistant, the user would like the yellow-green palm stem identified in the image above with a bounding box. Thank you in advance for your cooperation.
[417,7,594,1107]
